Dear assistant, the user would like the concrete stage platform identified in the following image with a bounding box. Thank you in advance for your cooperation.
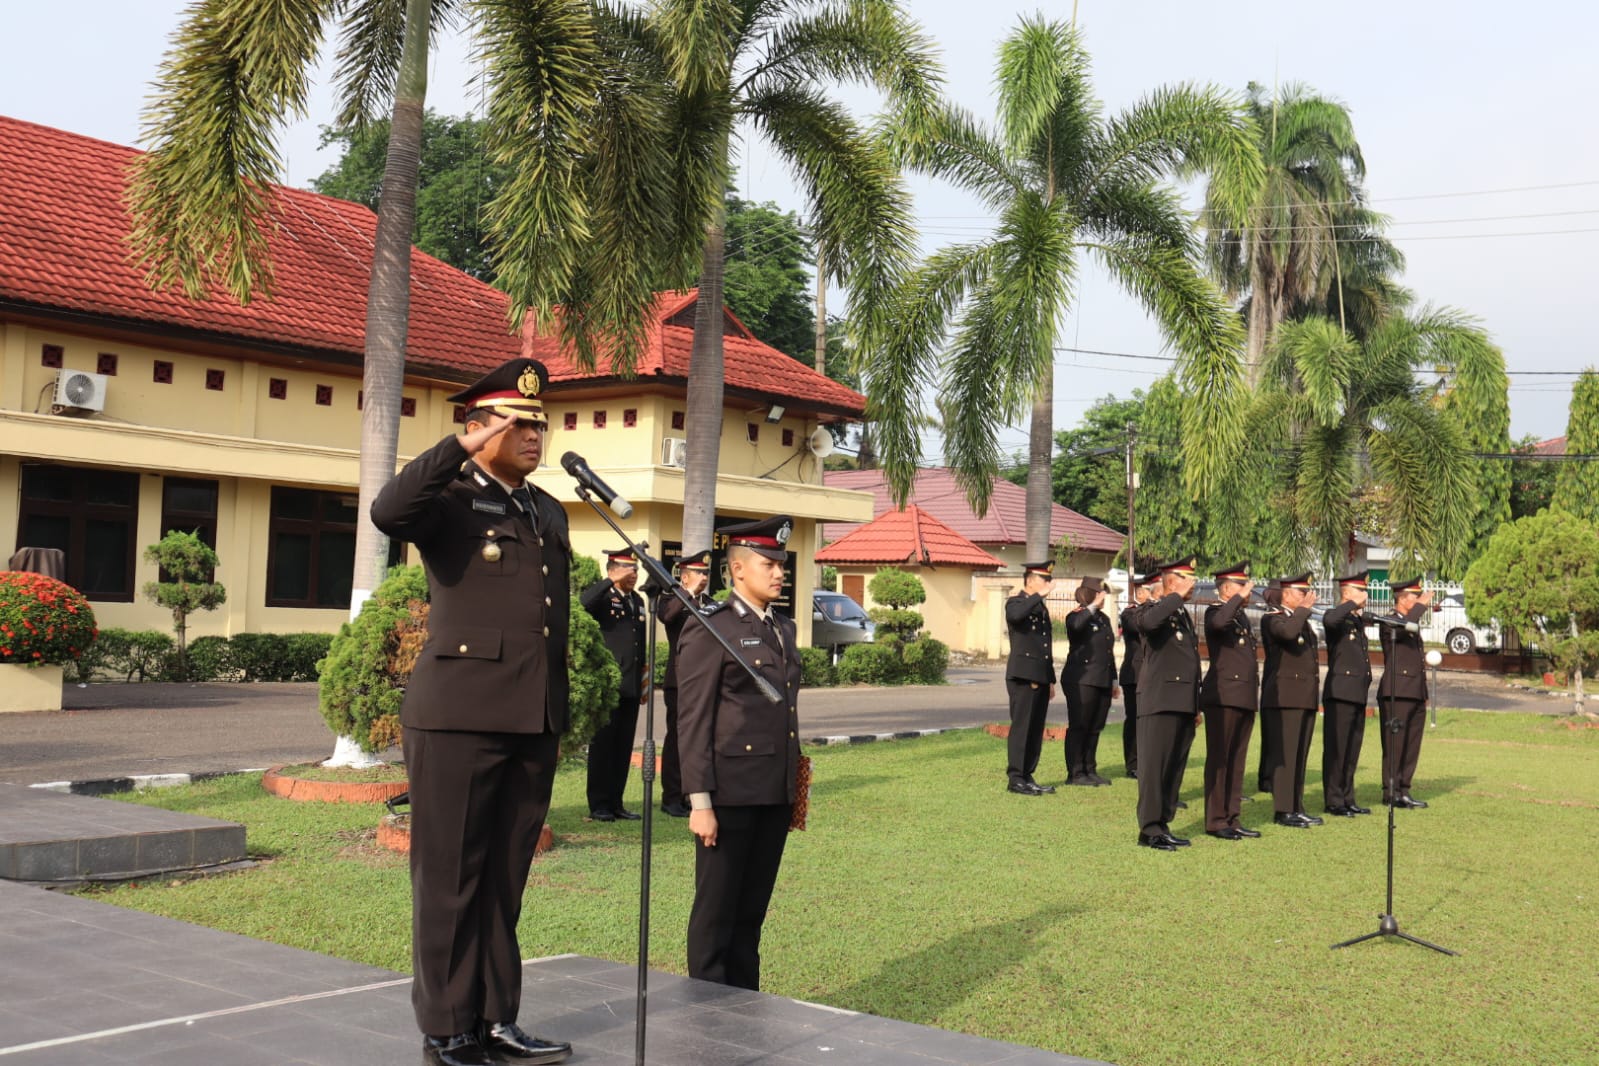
[0,881,1107,1065]
[0,782,245,885]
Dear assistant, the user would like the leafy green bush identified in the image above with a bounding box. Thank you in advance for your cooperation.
[284,633,334,680]
[651,640,671,686]
[903,636,950,685]
[571,553,602,594]
[227,632,328,682]
[868,569,927,640]
[142,530,226,680]
[799,646,836,687]
[318,567,424,753]
[0,571,98,667]
[836,639,905,685]
[97,628,176,681]
[184,635,238,682]
[566,599,621,760]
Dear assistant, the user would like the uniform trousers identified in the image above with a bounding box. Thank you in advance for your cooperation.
[1121,685,1139,776]
[1256,707,1281,794]
[404,726,559,1037]
[1064,683,1112,779]
[1005,678,1050,782]
[1201,704,1254,831]
[586,694,641,813]
[1172,713,1197,815]
[1377,697,1426,800]
[1265,708,1317,814]
[687,803,792,990]
[1136,711,1191,837]
[660,686,683,808]
[1321,699,1367,809]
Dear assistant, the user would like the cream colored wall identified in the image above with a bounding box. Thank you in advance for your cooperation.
[838,564,1002,656]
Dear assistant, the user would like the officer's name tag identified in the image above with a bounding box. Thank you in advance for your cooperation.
[740,638,764,647]
[472,499,508,515]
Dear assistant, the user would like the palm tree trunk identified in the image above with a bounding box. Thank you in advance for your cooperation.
[1025,361,1054,561]
[335,0,430,768]
[1246,256,1271,389]
[683,198,729,555]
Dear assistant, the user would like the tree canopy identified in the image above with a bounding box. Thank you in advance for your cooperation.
[1552,370,1599,521]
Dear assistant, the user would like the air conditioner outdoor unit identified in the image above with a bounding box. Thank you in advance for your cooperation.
[53,369,108,413]
[661,436,688,468]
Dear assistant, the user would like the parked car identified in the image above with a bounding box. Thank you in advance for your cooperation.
[1422,588,1501,655]
[812,591,876,655]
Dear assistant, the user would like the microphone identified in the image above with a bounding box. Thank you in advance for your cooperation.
[1368,614,1421,635]
[560,451,633,519]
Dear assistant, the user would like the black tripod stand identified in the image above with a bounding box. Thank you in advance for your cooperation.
[1330,704,1456,955]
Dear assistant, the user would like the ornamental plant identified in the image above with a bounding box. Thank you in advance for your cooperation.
[0,571,98,667]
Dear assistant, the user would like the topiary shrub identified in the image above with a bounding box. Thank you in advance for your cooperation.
[0,571,98,667]
[867,569,926,640]
[318,566,427,754]
[799,646,836,687]
[903,635,950,685]
[566,599,621,761]
[836,638,906,685]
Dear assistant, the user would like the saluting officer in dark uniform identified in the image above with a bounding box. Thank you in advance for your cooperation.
[1261,573,1321,829]
[656,550,714,818]
[1004,559,1058,796]
[1255,582,1283,795]
[583,547,648,822]
[1133,556,1201,850]
[371,357,574,1066]
[1062,575,1118,786]
[1378,577,1434,809]
[1321,571,1374,817]
[1119,573,1157,779]
[1201,562,1261,840]
[678,516,803,990]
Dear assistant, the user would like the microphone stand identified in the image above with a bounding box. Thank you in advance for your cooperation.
[1330,690,1456,956]
[570,485,782,1066]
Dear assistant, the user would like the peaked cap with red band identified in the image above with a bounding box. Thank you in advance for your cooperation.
[1157,556,1198,578]
[1338,569,1370,589]
[1023,559,1055,579]
[1213,560,1251,583]
[1390,577,1423,594]
[678,550,712,572]
[723,516,793,561]
[1279,572,1313,590]
[448,357,548,422]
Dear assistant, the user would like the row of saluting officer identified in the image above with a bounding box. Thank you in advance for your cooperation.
[1003,555,1437,853]
[374,354,804,1066]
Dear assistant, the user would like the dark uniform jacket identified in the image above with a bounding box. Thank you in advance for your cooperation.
[676,593,802,807]
[1201,594,1258,710]
[1005,591,1055,685]
[370,434,571,733]
[1062,607,1116,689]
[1118,604,1143,689]
[582,578,646,703]
[1322,600,1373,704]
[1377,602,1430,701]
[1133,593,1201,714]
[658,589,713,691]
[1260,606,1319,710]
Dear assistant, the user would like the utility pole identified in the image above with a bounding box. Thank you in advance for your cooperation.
[814,240,827,375]
[1125,421,1137,609]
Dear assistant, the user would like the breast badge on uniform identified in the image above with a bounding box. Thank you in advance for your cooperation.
[482,541,502,562]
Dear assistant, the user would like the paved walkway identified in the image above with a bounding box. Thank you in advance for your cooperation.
[0,665,1562,788]
[0,880,1106,1065]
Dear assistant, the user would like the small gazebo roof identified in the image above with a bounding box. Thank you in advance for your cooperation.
[815,505,1003,569]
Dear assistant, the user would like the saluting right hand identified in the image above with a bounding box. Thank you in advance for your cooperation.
[460,411,515,456]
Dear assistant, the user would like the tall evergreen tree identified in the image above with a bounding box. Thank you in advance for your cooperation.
[1553,370,1599,520]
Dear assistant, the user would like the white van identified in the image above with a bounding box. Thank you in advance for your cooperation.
[1421,587,1501,655]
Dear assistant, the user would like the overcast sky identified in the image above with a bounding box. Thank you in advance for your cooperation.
[5,1,1595,452]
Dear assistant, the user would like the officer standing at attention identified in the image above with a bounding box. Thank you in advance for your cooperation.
[1062,575,1118,786]
[1201,563,1261,841]
[1004,560,1059,795]
[1261,573,1321,829]
[1118,572,1158,779]
[583,548,648,822]
[1133,556,1201,850]
[1255,583,1284,796]
[1378,578,1434,809]
[371,357,574,1066]
[677,516,803,990]
[656,551,714,818]
[1321,571,1374,817]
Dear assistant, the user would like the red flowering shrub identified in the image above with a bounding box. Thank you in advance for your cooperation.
[0,571,98,666]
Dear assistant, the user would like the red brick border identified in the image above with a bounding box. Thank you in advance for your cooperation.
[260,766,410,804]
[376,814,553,856]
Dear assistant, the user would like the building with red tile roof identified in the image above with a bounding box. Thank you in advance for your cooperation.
[0,114,870,640]
[1534,436,1567,456]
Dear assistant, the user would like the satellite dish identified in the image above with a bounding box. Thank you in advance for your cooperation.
[807,427,836,458]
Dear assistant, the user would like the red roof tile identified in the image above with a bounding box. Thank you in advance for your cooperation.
[1535,436,1567,456]
[821,467,1125,553]
[815,504,1003,568]
[0,114,520,376]
[524,290,866,419]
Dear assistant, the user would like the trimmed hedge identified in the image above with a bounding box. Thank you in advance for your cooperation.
[799,646,837,687]
[65,628,332,683]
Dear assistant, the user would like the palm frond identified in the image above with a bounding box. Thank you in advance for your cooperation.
[881,103,1021,211]
[332,0,460,129]
[994,16,1089,161]
[652,0,740,98]
[1265,316,1354,425]
[1367,398,1475,574]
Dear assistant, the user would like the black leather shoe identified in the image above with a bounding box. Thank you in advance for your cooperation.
[1167,834,1192,846]
[1274,812,1313,828]
[661,800,691,817]
[1401,795,1429,809]
[611,807,643,821]
[1349,804,1372,815]
[1206,828,1246,841]
[480,1022,572,1064]
[1089,773,1112,786]
[1007,780,1044,796]
[1066,775,1097,786]
[1125,769,1138,780]
[588,808,617,822]
[1234,827,1262,838]
[1295,811,1325,826]
[1137,832,1178,851]
[1325,806,1358,817]
[424,1033,495,1066]
[1026,777,1057,794]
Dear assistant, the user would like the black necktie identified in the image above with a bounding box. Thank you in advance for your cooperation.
[512,484,539,535]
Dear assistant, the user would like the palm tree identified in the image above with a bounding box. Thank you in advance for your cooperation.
[868,18,1261,558]
[1253,309,1504,577]
[1203,82,1368,386]
[605,0,939,555]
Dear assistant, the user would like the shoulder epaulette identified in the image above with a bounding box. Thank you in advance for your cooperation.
[702,600,729,616]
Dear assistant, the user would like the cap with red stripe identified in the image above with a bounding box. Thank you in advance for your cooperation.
[1338,569,1370,589]
[1390,577,1423,594]
[606,546,640,567]
[447,358,548,422]
[1157,555,1197,578]
[1213,560,1250,583]
[722,516,793,561]
[678,550,712,572]
[1279,571,1312,590]
[1023,559,1056,579]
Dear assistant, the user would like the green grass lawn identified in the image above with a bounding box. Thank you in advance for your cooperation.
[84,709,1599,1065]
